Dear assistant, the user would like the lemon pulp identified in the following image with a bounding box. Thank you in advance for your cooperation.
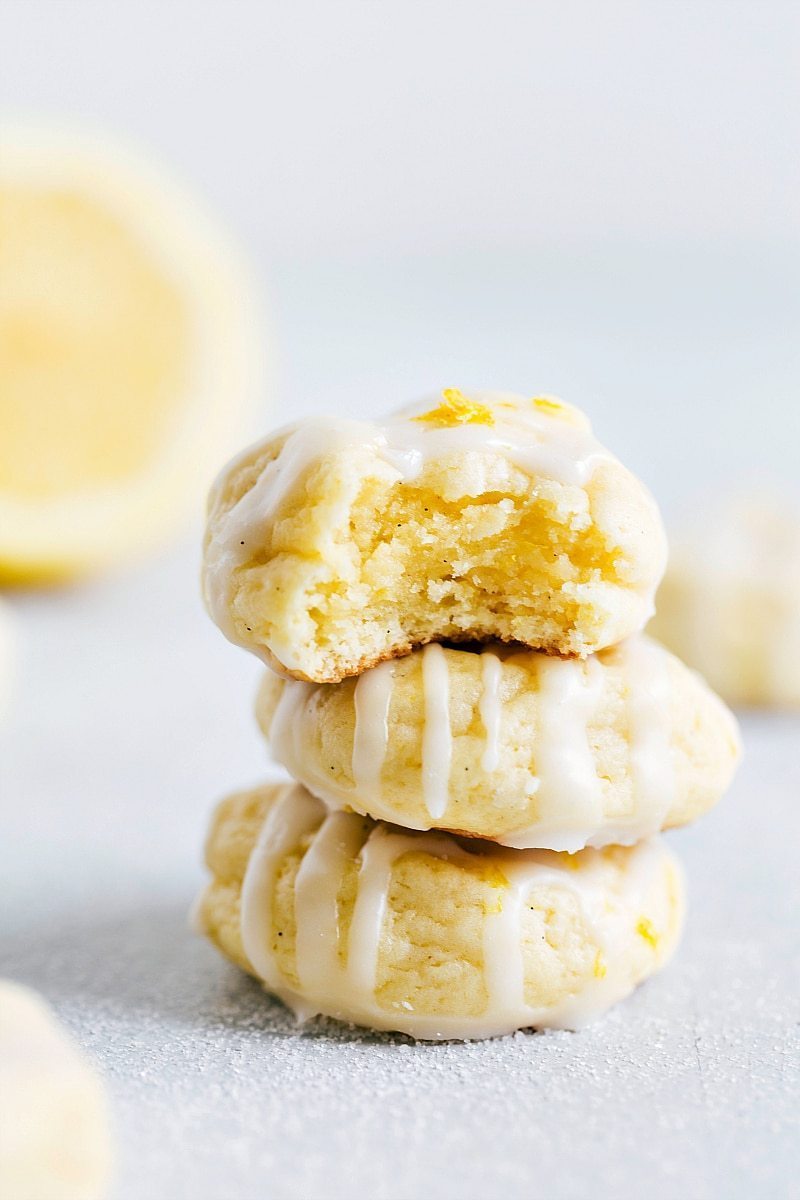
[0,185,190,498]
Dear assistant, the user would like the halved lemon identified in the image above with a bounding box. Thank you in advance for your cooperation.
[0,123,264,581]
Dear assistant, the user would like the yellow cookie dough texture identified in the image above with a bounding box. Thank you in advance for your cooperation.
[0,980,112,1200]
[651,499,800,707]
[256,635,740,850]
[195,782,685,1041]
[202,391,667,682]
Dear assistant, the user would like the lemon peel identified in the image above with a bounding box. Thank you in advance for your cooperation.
[413,388,495,429]
[480,863,510,914]
[636,917,660,949]
[531,394,579,423]
[532,395,566,414]
[482,863,510,890]
[593,950,608,979]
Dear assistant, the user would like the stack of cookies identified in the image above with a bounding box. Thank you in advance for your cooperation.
[195,390,740,1040]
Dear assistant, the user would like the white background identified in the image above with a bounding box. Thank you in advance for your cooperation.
[1,5,799,1200]
[2,0,799,514]
[5,1,798,251]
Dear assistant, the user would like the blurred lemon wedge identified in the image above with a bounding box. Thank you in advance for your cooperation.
[0,123,264,582]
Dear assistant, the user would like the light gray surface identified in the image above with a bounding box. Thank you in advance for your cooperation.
[1,540,799,1200]
[3,0,800,507]
[2,5,799,1195]
[3,2,799,255]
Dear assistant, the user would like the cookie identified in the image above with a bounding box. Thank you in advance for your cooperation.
[256,635,739,851]
[203,391,667,682]
[195,782,685,1041]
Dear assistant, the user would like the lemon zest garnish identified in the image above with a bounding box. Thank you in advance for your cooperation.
[593,950,607,979]
[532,395,569,417]
[413,388,495,428]
[636,917,660,949]
[531,394,592,432]
[482,864,510,890]
[480,863,510,914]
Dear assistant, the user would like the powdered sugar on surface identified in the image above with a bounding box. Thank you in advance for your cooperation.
[1,542,798,1200]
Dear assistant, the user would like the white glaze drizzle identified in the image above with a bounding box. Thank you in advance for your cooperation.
[265,637,678,852]
[480,857,626,1028]
[202,392,631,666]
[505,639,676,850]
[293,809,365,994]
[239,783,322,989]
[237,788,676,1040]
[526,655,606,852]
[480,872,527,1019]
[351,660,395,805]
[421,643,452,819]
[478,649,503,774]
[620,637,676,840]
[343,826,401,996]
[378,395,609,489]
[266,678,314,778]
[264,666,410,830]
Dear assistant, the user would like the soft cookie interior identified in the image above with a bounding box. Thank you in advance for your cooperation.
[219,446,664,682]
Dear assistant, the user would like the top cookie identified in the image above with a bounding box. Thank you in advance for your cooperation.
[203,390,667,682]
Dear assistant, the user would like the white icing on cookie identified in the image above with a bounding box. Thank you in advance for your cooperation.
[237,785,678,1040]
[202,391,627,667]
[420,643,452,819]
[265,638,677,852]
[352,660,395,806]
[478,649,503,774]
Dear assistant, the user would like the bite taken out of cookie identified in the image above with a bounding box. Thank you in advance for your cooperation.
[202,390,667,682]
